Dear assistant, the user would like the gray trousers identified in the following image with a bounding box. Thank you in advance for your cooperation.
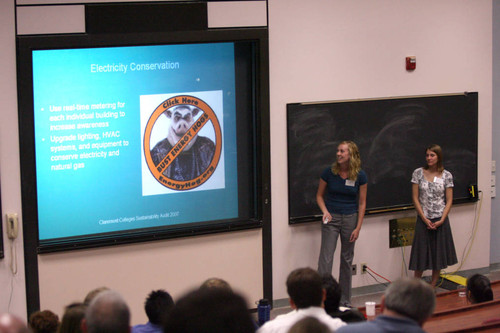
[317,213,358,306]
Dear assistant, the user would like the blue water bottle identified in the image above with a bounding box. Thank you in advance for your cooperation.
[257,298,271,326]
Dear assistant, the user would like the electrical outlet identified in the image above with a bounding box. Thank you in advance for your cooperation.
[361,263,367,274]
[351,264,357,275]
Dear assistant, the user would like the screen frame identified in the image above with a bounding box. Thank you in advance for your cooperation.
[17,28,270,253]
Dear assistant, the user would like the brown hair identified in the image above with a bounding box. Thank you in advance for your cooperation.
[29,310,59,333]
[286,267,323,309]
[58,303,86,333]
[423,144,444,172]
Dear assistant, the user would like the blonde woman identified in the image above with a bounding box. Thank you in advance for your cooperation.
[317,141,367,307]
[409,144,457,287]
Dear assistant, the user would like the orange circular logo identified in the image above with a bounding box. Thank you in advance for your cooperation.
[144,95,222,190]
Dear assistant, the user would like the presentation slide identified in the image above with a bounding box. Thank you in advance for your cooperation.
[32,42,239,241]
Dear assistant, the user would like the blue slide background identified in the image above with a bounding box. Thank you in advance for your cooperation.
[32,43,238,240]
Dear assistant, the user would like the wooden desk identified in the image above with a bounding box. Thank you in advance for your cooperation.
[433,279,500,314]
[450,320,500,333]
[357,280,500,328]
[423,299,500,333]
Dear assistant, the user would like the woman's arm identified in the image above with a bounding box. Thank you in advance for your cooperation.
[316,179,332,222]
[434,187,453,228]
[350,183,367,242]
[412,183,435,230]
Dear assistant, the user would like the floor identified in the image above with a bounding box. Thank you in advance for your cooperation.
[269,267,500,319]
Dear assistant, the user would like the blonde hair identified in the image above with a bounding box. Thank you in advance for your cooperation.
[331,141,362,181]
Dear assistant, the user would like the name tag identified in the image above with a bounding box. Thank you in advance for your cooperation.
[434,177,444,184]
[345,179,355,187]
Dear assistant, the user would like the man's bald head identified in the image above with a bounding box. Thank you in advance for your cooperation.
[0,313,29,333]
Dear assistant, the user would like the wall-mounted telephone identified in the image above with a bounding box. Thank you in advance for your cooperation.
[6,213,18,240]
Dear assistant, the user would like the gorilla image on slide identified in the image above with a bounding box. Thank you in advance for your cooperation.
[150,105,215,181]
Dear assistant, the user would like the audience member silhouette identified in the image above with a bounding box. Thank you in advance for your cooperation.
[83,287,110,306]
[337,278,435,333]
[163,288,255,333]
[288,317,330,333]
[466,274,493,304]
[58,302,87,333]
[321,275,365,323]
[0,313,30,333]
[28,310,59,333]
[257,267,346,333]
[82,290,130,333]
[199,278,232,292]
[132,290,174,333]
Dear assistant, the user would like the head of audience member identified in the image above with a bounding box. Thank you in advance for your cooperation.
[382,278,435,326]
[466,274,493,304]
[0,313,29,333]
[321,274,341,313]
[288,317,330,333]
[29,310,59,333]
[199,278,232,292]
[163,288,255,333]
[144,290,174,326]
[58,302,87,333]
[83,287,110,306]
[82,290,130,333]
[286,267,324,310]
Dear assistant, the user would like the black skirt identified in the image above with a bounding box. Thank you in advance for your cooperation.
[409,216,458,271]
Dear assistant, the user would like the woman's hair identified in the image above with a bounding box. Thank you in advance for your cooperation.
[466,274,493,304]
[332,141,361,181]
[423,144,444,172]
[58,302,87,333]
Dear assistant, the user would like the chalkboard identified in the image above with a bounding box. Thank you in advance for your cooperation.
[287,93,478,223]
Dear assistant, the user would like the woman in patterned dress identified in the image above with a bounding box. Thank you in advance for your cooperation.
[409,144,457,287]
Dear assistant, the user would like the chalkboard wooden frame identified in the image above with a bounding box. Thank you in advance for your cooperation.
[287,93,478,224]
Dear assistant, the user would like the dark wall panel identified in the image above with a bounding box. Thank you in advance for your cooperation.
[86,2,207,34]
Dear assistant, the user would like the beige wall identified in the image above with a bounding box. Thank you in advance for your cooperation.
[0,0,27,319]
[0,0,494,324]
[38,230,263,324]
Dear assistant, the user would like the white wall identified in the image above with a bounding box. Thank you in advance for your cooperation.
[491,0,500,264]
[0,0,27,319]
[268,0,492,300]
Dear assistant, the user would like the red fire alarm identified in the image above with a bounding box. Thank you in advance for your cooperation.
[406,56,416,70]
